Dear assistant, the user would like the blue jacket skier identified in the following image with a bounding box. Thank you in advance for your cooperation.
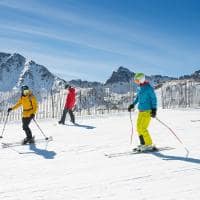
[128,73,157,151]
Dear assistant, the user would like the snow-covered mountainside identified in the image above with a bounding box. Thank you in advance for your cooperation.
[179,70,200,81]
[0,52,66,92]
[69,79,103,88]
[104,66,175,94]
[104,67,135,94]
[148,74,176,86]
[106,66,134,84]
[70,67,174,94]
[68,66,176,94]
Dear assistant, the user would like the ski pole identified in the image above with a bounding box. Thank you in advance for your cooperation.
[33,118,49,140]
[0,112,9,139]
[129,111,134,144]
[155,117,189,157]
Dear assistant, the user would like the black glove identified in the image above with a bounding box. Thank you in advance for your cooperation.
[7,108,12,113]
[128,104,134,112]
[151,108,157,118]
[30,114,35,119]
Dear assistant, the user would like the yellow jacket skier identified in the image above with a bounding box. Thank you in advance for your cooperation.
[8,85,38,144]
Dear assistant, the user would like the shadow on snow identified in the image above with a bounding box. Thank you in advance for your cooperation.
[152,151,200,164]
[19,144,57,159]
[66,123,96,129]
[28,144,56,159]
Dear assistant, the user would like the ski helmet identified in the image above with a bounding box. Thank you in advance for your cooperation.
[21,85,30,95]
[134,73,145,83]
[21,85,29,91]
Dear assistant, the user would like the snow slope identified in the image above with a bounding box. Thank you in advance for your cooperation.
[0,109,200,200]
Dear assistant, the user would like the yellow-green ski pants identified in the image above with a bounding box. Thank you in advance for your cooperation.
[137,111,153,145]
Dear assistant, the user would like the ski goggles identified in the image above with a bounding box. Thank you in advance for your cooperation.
[23,89,30,95]
[134,79,140,84]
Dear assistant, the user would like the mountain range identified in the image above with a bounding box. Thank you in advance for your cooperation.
[0,52,199,94]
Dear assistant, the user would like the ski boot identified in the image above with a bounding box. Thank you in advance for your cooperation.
[133,145,158,152]
[22,137,35,145]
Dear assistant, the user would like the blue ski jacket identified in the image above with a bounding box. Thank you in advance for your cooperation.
[133,82,157,111]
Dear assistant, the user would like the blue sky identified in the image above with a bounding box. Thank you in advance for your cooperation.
[0,0,200,82]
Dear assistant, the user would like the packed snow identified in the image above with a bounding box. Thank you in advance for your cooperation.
[0,109,200,200]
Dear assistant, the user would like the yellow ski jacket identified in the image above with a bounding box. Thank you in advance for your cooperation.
[12,91,38,118]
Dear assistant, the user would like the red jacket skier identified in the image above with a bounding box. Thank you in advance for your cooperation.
[65,87,76,110]
[59,85,76,124]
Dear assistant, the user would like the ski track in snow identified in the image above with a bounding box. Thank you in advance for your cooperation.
[0,109,200,199]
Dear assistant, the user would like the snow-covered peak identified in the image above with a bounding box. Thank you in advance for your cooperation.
[0,52,66,92]
[105,66,134,84]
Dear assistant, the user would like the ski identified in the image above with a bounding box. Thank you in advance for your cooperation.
[1,136,53,148]
[105,146,175,158]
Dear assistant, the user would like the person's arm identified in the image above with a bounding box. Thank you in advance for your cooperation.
[128,93,138,112]
[11,98,22,110]
[31,95,38,114]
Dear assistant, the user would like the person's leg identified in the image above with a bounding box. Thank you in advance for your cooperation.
[59,108,68,124]
[137,111,152,146]
[69,109,75,124]
[22,117,33,139]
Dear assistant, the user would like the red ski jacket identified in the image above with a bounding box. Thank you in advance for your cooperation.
[65,87,76,109]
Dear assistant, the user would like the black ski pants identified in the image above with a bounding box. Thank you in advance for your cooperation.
[22,117,33,139]
[60,108,75,124]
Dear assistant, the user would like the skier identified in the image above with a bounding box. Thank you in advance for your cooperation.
[128,73,157,152]
[58,85,76,125]
[7,85,38,144]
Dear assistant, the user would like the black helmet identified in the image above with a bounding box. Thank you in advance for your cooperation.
[65,84,71,89]
[21,85,29,91]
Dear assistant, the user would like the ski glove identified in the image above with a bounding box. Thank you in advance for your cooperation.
[7,108,12,113]
[151,108,157,118]
[128,104,134,112]
[30,114,35,119]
